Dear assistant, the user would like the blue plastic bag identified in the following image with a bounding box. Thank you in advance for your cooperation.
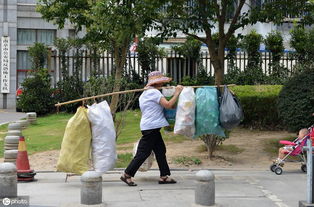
[194,87,225,138]
[163,108,176,131]
[162,87,177,131]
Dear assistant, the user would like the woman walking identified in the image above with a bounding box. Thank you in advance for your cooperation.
[120,71,183,186]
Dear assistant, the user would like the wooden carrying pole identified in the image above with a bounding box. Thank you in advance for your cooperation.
[55,84,236,108]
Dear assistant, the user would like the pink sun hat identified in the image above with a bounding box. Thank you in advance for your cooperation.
[146,71,172,86]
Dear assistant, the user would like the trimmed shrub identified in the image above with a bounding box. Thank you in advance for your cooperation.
[225,35,240,84]
[264,30,288,84]
[17,68,55,115]
[232,85,283,129]
[240,30,265,85]
[28,43,48,71]
[17,43,54,115]
[277,68,314,132]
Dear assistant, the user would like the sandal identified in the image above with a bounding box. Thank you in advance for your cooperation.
[158,176,177,184]
[120,174,137,186]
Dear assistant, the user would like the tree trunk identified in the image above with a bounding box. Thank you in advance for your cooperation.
[205,38,225,86]
[201,134,218,160]
[209,52,225,86]
[215,44,225,86]
[110,44,128,115]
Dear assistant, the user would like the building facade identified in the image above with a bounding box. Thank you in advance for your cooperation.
[0,0,74,109]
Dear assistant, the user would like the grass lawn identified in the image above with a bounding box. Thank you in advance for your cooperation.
[0,110,188,158]
[0,113,72,157]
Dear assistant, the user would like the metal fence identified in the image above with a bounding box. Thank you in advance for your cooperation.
[47,49,298,86]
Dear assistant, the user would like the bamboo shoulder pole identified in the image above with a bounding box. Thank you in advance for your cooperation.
[55,84,236,107]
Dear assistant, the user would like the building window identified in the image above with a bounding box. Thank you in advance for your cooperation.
[17,29,36,45]
[17,51,32,85]
[17,50,49,85]
[69,29,76,38]
[37,30,55,45]
[17,29,56,45]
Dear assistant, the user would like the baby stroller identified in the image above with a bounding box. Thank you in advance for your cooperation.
[270,126,314,175]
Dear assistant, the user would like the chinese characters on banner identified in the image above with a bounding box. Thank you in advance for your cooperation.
[1,36,10,93]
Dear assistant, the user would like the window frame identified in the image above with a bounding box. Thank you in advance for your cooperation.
[17,29,56,46]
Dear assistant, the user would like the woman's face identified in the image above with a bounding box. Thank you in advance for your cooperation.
[152,83,164,88]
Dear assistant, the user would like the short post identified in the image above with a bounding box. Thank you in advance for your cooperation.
[26,112,37,124]
[7,123,22,131]
[0,163,17,198]
[6,130,22,137]
[299,136,314,207]
[81,171,102,205]
[15,120,29,129]
[195,170,215,206]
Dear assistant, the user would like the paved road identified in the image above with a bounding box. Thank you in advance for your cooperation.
[0,109,26,126]
[13,169,307,207]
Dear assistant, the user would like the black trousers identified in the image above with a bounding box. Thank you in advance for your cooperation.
[125,128,171,177]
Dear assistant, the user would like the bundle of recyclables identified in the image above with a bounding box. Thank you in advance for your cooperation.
[168,86,244,138]
[57,100,117,175]
[57,100,154,174]
[56,86,243,174]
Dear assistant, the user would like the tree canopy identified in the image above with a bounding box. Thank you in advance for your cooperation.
[37,0,314,87]
[37,0,163,114]
[153,0,314,84]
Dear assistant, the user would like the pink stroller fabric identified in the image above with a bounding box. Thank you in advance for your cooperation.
[280,136,308,156]
[279,140,296,145]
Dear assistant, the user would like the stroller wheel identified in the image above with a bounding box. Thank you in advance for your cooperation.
[301,164,307,173]
[274,167,283,175]
[270,164,277,172]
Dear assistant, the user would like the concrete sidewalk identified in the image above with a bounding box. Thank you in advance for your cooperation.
[0,109,26,126]
[15,169,306,207]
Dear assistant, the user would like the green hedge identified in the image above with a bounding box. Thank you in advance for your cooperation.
[232,85,283,129]
[277,68,314,132]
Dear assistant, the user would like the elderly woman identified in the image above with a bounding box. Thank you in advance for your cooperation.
[120,71,183,186]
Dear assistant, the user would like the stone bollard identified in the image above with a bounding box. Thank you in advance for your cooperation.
[4,136,20,163]
[7,130,22,137]
[0,163,17,198]
[195,170,215,206]
[26,112,37,124]
[8,123,22,131]
[81,171,102,205]
[15,120,29,129]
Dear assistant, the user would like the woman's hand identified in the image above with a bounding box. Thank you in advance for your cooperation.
[174,85,184,96]
[160,85,184,109]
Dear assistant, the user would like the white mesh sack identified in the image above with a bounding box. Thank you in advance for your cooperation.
[87,101,117,173]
